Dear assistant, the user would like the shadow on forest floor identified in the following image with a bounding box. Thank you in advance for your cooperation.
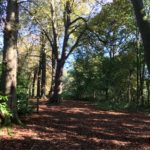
[0,100,150,150]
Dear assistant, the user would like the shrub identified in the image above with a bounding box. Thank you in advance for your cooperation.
[0,95,12,125]
[17,87,31,115]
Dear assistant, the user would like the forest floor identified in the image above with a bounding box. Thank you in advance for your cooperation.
[0,99,150,150]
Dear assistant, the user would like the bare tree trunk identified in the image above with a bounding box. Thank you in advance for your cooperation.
[36,66,41,112]
[41,42,46,97]
[1,0,19,122]
[47,0,86,103]
[49,61,64,103]
[139,63,145,106]
[37,65,41,98]
[32,67,38,97]
[136,32,140,105]
[128,71,132,103]
[105,88,108,101]
[48,0,58,99]
[49,53,55,97]
[36,33,46,98]
[131,0,150,73]
[146,79,150,105]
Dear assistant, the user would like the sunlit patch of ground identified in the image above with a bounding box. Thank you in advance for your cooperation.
[0,100,150,150]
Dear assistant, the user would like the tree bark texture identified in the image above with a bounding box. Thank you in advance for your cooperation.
[146,79,150,105]
[37,34,46,98]
[1,0,19,121]
[41,45,46,97]
[49,61,64,103]
[47,1,85,103]
[37,64,41,98]
[131,0,150,73]
[139,63,145,105]
[32,67,38,97]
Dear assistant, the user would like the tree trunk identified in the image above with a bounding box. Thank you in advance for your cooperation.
[131,0,150,73]
[41,47,46,97]
[37,65,41,98]
[49,53,56,97]
[139,63,145,106]
[136,32,140,105]
[146,80,150,105]
[105,88,108,101]
[37,33,46,98]
[32,67,38,97]
[1,0,19,122]
[49,61,64,103]
[128,71,132,103]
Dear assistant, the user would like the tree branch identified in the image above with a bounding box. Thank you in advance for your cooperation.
[20,4,54,50]
[66,29,86,59]
[70,17,87,26]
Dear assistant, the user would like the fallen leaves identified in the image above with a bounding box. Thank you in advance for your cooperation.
[0,100,150,150]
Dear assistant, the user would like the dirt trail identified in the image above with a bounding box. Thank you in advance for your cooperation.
[0,100,150,150]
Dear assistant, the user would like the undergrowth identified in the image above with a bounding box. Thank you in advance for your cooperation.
[94,100,150,113]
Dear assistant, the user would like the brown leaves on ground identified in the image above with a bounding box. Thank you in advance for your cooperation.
[0,100,150,150]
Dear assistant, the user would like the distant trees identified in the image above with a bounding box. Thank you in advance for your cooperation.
[63,0,150,108]
[28,0,91,103]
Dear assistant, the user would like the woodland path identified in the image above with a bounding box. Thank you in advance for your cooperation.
[0,100,150,150]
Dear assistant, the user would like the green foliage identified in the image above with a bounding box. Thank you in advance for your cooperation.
[0,95,12,125]
[63,47,137,101]
[94,100,150,113]
[62,0,150,113]
[17,72,31,115]
[17,88,30,115]
[94,100,138,112]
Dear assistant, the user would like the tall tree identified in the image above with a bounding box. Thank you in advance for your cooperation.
[47,0,88,103]
[36,33,46,98]
[131,0,150,72]
[32,66,38,97]
[1,0,19,122]
[40,45,46,97]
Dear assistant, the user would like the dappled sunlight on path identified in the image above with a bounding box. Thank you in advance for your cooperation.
[0,100,150,150]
